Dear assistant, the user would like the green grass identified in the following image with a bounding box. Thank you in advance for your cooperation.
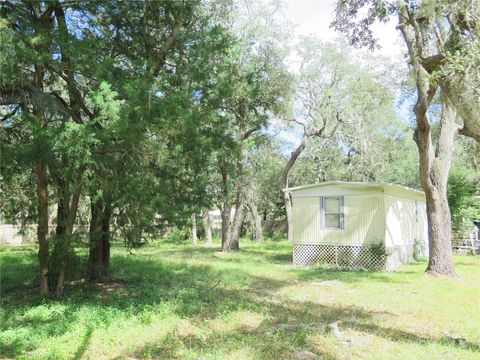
[1,241,479,359]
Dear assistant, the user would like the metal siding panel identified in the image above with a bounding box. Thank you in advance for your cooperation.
[320,197,325,229]
[340,196,345,230]
[292,197,320,243]
[291,185,381,198]
[384,195,419,247]
[293,193,385,246]
[319,194,384,245]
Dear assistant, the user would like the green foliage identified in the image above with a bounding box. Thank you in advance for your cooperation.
[286,39,418,189]
[161,227,191,245]
[264,231,287,242]
[448,167,480,234]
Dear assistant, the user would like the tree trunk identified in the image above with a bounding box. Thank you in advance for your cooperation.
[399,6,458,276]
[441,76,480,143]
[101,204,112,275]
[66,170,84,236]
[415,98,459,276]
[191,213,198,245]
[220,166,232,250]
[87,200,102,281]
[248,201,263,242]
[227,196,245,251]
[221,202,232,251]
[51,171,83,296]
[87,200,112,281]
[203,210,212,245]
[52,176,70,297]
[87,199,111,281]
[33,62,49,295]
[35,161,49,295]
[282,137,307,242]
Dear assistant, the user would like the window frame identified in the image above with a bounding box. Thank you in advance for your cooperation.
[320,196,345,230]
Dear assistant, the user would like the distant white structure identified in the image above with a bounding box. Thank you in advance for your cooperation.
[0,223,35,244]
[208,209,236,237]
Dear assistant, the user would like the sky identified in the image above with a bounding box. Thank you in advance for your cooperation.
[282,0,405,58]
[270,0,412,148]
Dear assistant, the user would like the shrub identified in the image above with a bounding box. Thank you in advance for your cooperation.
[161,227,190,244]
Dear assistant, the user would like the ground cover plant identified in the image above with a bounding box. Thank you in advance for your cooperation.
[1,240,479,360]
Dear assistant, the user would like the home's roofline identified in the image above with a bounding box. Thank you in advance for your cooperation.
[284,181,425,196]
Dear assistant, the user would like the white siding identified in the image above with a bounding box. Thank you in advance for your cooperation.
[293,197,320,244]
[291,184,380,198]
[384,195,427,248]
[418,200,429,255]
[292,193,385,245]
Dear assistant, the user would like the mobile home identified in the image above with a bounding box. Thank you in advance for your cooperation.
[287,181,428,269]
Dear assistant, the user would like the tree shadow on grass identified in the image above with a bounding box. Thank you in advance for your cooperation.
[73,325,94,360]
[155,246,411,286]
[1,246,479,359]
[125,294,480,359]
[293,266,408,284]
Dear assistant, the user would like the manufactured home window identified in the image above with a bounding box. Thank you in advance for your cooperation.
[320,196,344,229]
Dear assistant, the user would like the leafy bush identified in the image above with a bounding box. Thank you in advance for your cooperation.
[367,242,388,258]
[265,231,287,242]
[161,227,190,244]
[448,167,480,237]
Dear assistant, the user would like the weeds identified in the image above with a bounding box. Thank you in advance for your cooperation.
[1,241,479,359]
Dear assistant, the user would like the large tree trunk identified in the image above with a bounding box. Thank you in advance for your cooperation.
[191,213,198,245]
[248,201,263,242]
[220,166,232,250]
[282,137,307,242]
[33,63,49,295]
[87,200,102,281]
[52,176,70,296]
[87,199,112,281]
[52,171,83,296]
[101,204,112,275]
[202,210,212,245]
[399,6,458,276]
[35,161,49,295]
[227,195,245,251]
[415,98,459,276]
[221,202,232,251]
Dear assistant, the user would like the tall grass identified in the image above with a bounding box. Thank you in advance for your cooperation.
[1,241,479,359]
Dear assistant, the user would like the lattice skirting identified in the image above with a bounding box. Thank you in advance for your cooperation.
[293,244,387,270]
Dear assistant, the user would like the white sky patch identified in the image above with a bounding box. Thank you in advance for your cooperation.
[282,0,405,58]
[265,1,412,154]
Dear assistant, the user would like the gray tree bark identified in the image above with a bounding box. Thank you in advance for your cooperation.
[399,4,458,276]
[440,77,480,142]
[221,202,232,251]
[415,98,459,276]
[202,210,212,245]
[248,201,263,242]
[191,213,198,245]
[220,166,232,250]
[228,195,245,251]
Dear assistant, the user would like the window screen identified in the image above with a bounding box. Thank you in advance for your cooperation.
[325,197,340,212]
[321,196,344,229]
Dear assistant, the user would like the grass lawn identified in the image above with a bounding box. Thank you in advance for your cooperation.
[1,240,479,359]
